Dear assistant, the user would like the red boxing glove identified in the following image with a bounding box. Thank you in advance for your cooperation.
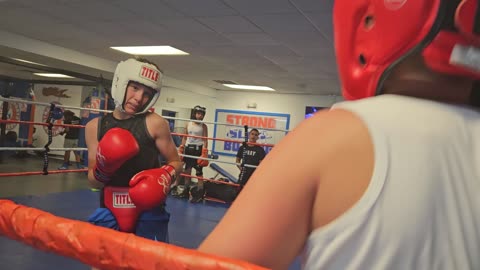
[128,165,176,210]
[94,128,139,183]
[197,148,209,167]
[178,145,185,161]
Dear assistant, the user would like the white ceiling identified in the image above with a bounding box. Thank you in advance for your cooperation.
[0,0,339,95]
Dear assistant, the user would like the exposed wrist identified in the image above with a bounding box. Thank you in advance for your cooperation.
[94,167,111,184]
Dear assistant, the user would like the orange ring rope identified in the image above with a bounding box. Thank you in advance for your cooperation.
[0,119,85,129]
[0,200,268,270]
[0,168,87,177]
[0,120,271,147]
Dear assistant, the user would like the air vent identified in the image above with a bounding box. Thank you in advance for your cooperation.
[213,80,237,85]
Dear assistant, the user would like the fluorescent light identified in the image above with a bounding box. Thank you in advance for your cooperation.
[110,46,189,55]
[10,58,48,66]
[34,73,75,78]
[223,84,275,91]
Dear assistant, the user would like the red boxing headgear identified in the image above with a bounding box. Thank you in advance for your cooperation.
[334,0,480,100]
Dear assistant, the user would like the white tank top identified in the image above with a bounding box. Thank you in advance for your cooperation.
[303,94,480,270]
[186,121,204,146]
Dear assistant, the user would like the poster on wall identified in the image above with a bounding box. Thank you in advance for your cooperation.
[212,109,290,157]
[33,84,82,150]
[0,84,36,146]
[0,100,21,131]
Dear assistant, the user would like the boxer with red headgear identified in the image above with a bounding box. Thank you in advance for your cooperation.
[199,1,480,269]
[84,58,182,247]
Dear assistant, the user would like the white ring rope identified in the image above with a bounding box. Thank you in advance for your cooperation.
[1,96,290,132]
[0,97,110,113]
[2,96,273,170]
[0,147,87,151]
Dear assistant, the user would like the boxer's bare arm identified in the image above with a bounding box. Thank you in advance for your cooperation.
[199,109,374,270]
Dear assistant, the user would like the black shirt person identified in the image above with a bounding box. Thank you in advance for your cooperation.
[235,128,266,186]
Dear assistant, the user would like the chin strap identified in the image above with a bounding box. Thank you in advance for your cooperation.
[469,80,480,107]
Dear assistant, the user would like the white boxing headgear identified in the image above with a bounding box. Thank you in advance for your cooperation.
[111,58,163,114]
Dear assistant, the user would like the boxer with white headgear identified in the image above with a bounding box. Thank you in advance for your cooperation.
[110,58,163,114]
[84,58,182,267]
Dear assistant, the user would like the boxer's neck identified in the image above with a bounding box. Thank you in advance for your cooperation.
[381,54,473,105]
[113,108,134,120]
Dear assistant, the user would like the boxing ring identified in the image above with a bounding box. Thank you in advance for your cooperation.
[0,200,266,270]
[0,96,292,269]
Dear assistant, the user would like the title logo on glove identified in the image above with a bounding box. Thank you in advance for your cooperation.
[157,174,171,195]
[96,147,106,167]
[113,192,135,208]
[140,65,160,83]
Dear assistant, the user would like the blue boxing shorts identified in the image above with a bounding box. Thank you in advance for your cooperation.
[87,206,170,242]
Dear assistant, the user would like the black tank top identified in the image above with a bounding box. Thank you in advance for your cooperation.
[98,113,162,206]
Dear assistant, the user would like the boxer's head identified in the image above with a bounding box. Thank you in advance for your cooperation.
[192,105,206,120]
[249,129,260,143]
[111,58,163,114]
[334,0,479,101]
[63,110,74,121]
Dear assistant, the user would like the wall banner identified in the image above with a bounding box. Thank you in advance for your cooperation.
[212,109,290,157]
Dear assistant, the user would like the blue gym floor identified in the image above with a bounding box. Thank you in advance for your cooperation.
[0,157,301,270]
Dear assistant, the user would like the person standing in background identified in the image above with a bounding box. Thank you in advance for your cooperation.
[235,128,266,187]
[58,110,82,169]
[174,105,209,202]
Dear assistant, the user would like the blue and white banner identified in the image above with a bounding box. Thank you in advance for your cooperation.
[212,109,290,157]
